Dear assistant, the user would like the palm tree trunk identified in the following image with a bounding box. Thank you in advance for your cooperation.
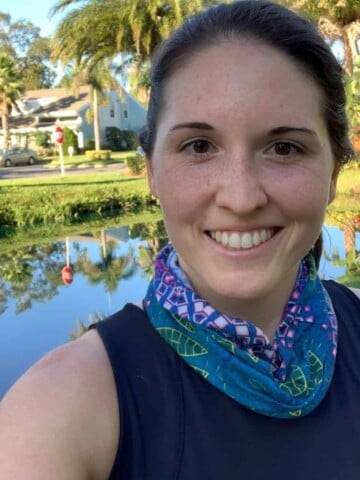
[93,88,101,151]
[342,30,353,75]
[345,21,360,74]
[2,112,9,149]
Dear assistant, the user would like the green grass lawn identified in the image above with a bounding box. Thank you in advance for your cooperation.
[1,171,137,186]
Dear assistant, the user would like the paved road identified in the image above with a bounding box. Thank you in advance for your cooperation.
[0,162,125,180]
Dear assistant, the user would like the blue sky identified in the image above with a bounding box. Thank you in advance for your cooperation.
[0,0,60,36]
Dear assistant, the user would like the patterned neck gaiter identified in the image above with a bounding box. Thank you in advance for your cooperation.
[144,243,338,419]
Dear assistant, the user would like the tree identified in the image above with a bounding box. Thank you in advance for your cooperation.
[278,0,360,73]
[346,56,360,144]
[0,54,24,148]
[51,0,223,96]
[0,13,55,89]
[59,59,123,150]
[21,36,55,89]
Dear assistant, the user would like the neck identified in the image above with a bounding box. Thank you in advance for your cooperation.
[199,290,292,341]
[186,267,300,342]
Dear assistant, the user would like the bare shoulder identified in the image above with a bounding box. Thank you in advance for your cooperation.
[0,329,119,480]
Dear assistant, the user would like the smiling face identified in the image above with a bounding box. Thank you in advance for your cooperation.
[147,40,338,327]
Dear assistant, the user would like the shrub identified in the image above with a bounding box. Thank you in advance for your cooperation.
[126,155,146,176]
[105,127,138,151]
[62,127,79,155]
[84,150,111,160]
[33,131,51,148]
[84,138,95,150]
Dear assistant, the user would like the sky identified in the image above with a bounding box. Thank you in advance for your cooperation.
[0,0,59,37]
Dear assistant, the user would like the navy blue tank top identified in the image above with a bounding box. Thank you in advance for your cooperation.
[93,280,360,480]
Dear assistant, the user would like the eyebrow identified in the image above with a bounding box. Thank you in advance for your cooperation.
[169,122,317,137]
[268,126,317,136]
[170,122,214,131]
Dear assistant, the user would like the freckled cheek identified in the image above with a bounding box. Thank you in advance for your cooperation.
[270,173,330,219]
[155,167,212,218]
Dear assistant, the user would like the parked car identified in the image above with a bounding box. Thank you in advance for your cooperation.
[0,147,38,167]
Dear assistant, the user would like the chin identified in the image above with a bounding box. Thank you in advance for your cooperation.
[201,276,276,306]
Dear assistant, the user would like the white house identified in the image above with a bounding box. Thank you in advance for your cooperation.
[2,85,147,149]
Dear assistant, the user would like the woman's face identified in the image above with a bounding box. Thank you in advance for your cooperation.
[147,40,338,319]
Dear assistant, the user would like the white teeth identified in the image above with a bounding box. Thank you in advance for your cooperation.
[260,229,267,242]
[221,231,229,246]
[228,232,242,248]
[209,228,274,250]
[241,232,253,249]
[252,231,261,246]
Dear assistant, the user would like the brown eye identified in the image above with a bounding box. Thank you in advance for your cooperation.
[265,142,303,157]
[274,142,292,155]
[182,138,216,158]
[192,140,211,154]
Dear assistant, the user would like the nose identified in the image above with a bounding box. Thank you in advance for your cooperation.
[214,154,268,214]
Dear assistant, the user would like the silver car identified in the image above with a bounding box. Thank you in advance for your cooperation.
[0,147,38,167]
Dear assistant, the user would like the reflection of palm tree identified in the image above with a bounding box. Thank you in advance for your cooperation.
[137,246,155,280]
[130,220,167,250]
[75,231,136,293]
[130,220,168,279]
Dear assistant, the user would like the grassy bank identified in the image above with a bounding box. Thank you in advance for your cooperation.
[0,172,158,228]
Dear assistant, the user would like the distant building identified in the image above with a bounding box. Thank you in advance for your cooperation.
[0,85,147,149]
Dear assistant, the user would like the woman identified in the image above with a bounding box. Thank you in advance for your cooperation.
[1,1,359,479]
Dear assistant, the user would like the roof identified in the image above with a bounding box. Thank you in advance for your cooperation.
[16,86,91,117]
[5,86,92,131]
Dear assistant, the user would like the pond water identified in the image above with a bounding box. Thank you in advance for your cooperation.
[0,219,359,398]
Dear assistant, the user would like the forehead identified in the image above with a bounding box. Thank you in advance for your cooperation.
[159,40,324,130]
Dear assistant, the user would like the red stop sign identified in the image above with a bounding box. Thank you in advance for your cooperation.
[54,125,64,144]
[62,265,73,285]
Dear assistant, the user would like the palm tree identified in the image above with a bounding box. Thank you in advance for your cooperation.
[346,56,360,147]
[50,0,221,97]
[60,58,123,150]
[0,54,24,148]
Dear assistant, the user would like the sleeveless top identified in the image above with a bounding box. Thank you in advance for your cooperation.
[92,280,360,480]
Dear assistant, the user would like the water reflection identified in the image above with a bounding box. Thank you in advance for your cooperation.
[0,218,359,398]
[0,241,66,315]
[321,215,360,288]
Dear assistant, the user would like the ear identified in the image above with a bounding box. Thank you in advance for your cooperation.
[146,158,158,197]
[328,163,339,205]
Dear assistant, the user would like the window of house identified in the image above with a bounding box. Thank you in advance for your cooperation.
[123,108,128,119]
[110,103,115,118]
